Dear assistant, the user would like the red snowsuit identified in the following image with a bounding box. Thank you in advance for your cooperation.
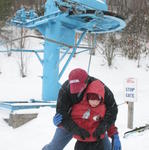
[71,80,117,142]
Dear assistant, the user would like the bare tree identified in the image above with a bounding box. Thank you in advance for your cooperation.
[96,33,120,67]
[107,0,129,18]
[10,27,32,77]
[87,34,96,55]
[120,0,149,66]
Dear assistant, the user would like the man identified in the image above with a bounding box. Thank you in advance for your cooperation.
[42,68,121,150]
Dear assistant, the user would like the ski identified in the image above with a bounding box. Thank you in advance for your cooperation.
[123,124,149,138]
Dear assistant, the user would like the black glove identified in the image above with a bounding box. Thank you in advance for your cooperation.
[93,122,107,140]
[73,127,90,140]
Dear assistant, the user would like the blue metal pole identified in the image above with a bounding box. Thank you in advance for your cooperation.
[41,0,76,101]
[34,51,43,65]
[58,31,86,80]
[42,23,60,101]
[87,54,92,73]
[59,48,71,62]
[42,22,75,101]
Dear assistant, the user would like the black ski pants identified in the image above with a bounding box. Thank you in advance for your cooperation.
[74,140,104,150]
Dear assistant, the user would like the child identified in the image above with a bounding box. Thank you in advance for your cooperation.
[71,80,118,150]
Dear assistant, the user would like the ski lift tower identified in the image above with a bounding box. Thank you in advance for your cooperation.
[10,0,126,102]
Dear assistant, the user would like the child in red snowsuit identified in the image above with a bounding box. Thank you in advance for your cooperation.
[71,80,118,150]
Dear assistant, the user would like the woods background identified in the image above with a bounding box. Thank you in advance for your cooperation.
[0,0,149,76]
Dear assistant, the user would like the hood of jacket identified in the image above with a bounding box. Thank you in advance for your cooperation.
[85,80,105,101]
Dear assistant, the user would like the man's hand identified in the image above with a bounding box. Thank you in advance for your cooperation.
[112,134,121,150]
[73,127,90,140]
[93,122,107,140]
[53,113,62,126]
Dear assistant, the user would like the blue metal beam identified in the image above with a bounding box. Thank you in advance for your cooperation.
[11,10,62,29]
[59,48,71,62]
[58,30,86,80]
[0,101,56,112]
[34,51,43,65]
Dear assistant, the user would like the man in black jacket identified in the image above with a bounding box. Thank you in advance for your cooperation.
[42,68,121,150]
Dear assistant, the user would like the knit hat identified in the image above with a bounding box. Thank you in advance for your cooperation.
[87,93,102,101]
[69,68,88,94]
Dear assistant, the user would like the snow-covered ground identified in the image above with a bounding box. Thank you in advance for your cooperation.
[0,44,149,150]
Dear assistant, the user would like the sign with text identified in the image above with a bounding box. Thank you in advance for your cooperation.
[124,78,137,102]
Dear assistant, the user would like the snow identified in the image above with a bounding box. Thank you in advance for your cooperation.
[0,41,149,150]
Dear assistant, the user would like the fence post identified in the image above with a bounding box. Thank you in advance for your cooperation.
[127,102,134,129]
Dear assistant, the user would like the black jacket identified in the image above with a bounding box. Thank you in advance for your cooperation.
[56,76,118,133]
